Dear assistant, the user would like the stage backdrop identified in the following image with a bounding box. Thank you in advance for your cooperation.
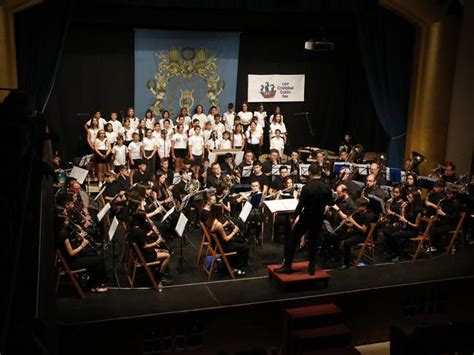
[248,74,305,102]
[134,29,240,119]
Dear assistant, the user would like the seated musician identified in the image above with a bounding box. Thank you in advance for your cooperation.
[235,180,264,244]
[401,173,418,199]
[250,160,269,195]
[336,198,375,269]
[198,158,210,188]
[441,161,457,184]
[339,132,353,154]
[56,214,108,293]
[206,203,249,276]
[207,162,225,188]
[262,149,280,176]
[63,193,98,241]
[430,187,461,252]
[384,189,423,261]
[221,153,239,180]
[200,191,216,223]
[102,171,121,202]
[116,165,131,192]
[339,167,362,201]
[132,161,150,185]
[127,211,171,284]
[315,150,334,186]
[67,179,95,218]
[273,176,299,242]
[289,150,302,182]
[154,171,174,209]
[339,149,349,162]
[369,163,387,186]
[159,158,174,186]
[363,174,387,201]
[216,183,232,215]
[238,150,255,185]
[269,165,290,194]
[171,168,190,207]
[424,180,446,217]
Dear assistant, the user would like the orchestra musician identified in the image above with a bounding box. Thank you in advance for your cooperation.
[339,132,353,154]
[425,180,447,217]
[127,211,172,285]
[289,150,302,182]
[362,174,387,201]
[275,164,336,275]
[369,163,387,186]
[262,149,281,176]
[250,160,270,195]
[56,214,108,293]
[336,198,375,269]
[430,187,461,252]
[207,162,225,188]
[171,168,190,206]
[269,165,290,194]
[442,161,457,184]
[206,203,249,276]
[115,165,131,192]
[383,190,423,262]
[199,190,216,223]
[132,161,150,185]
[159,158,174,186]
[238,150,255,185]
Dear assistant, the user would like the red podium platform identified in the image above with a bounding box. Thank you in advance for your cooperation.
[267,261,330,290]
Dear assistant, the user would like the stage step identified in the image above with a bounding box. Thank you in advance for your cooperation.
[286,304,343,329]
[292,324,352,352]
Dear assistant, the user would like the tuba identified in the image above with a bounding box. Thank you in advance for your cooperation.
[407,151,426,172]
[184,178,201,195]
[347,144,364,163]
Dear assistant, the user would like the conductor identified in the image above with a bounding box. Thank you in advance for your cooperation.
[275,164,337,275]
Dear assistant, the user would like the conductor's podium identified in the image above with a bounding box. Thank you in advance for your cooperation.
[267,261,330,291]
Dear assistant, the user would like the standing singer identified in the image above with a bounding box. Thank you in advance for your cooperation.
[275,164,336,275]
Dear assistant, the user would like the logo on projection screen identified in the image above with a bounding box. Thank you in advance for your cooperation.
[259,82,277,99]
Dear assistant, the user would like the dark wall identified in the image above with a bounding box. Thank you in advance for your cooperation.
[236,31,388,153]
[44,24,134,162]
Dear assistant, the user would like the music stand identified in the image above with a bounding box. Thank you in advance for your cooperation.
[241,165,252,178]
[271,164,291,176]
[175,212,189,273]
[108,216,121,287]
[333,162,352,174]
[299,164,310,176]
[354,163,370,175]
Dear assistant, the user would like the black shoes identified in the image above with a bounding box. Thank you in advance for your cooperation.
[308,262,316,275]
[274,265,293,274]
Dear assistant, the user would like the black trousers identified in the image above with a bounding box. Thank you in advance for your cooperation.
[222,240,250,269]
[336,233,364,266]
[384,228,417,257]
[71,256,107,288]
[283,216,322,267]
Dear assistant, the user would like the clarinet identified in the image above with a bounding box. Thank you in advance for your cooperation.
[222,213,244,240]
[67,218,102,255]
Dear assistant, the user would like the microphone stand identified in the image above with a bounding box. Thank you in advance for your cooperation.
[294,112,314,136]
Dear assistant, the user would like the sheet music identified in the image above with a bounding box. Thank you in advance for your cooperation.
[179,194,193,211]
[94,184,107,201]
[239,201,252,223]
[299,164,310,176]
[97,203,111,221]
[172,173,181,185]
[79,154,94,167]
[355,163,370,175]
[161,207,175,223]
[271,164,291,176]
[108,216,119,241]
[263,198,298,213]
[241,165,252,177]
[208,152,217,164]
[175,212,188,237]
[69,166,89,184]
[234,151,244,165]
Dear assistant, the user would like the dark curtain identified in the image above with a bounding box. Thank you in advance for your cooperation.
[15,0,72,113]
[44,24,134,162]
[236,32,388,154]
[1,1,71,352]
[354,0,415,168]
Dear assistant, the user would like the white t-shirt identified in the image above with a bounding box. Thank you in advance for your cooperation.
[128,117,140,130]
[238,111,253,125]
[128,141,142,160]
[88,128,99,144]
[152,130,161,140]
[142,137,156,151]
[156,137,171,158]
[206,114,216,125]
[223,111,235,130]
[203,129,213,145]
[118,126,135,141]
[254,111,267,127]
[207,139,221,150]
[106,131,117,144]
[189,135,205,156]
[192,113,207,128]
[233,133,245,148]
[270,122,287,137]
[86,118,107,129]
[214,122,226,138]
[108,119,122,133]
[270,136,285,155]
[172,133,188,149]
[270,114,284,123]
[221,139,232,149]
[245,129,262,145]
[112,144,128,166]
[94,138,109,150]
[144,118,156,130]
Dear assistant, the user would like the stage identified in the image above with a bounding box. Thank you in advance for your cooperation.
[56,219,474,329]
